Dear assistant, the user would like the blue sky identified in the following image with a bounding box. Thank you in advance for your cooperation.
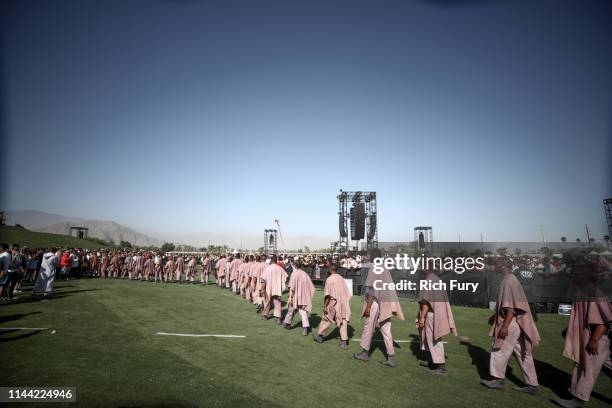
[2,0,611,243]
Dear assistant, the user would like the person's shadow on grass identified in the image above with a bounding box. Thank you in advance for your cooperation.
[1,288,100,307]
[459,340,526,383]
[407,333,431,366]
[0,311,41,324]
[0,329,42,343]
[459,340,491,380]
[365,332,402,359]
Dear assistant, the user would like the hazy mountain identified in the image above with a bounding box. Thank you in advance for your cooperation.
[4,210,334,250]
[5,210,161,247]
[5,209,82,230]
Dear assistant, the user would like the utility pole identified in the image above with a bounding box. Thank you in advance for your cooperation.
[585,224,591,244]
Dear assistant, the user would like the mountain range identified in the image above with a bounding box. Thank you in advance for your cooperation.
[3,210,333,250]
[4,210,162,247]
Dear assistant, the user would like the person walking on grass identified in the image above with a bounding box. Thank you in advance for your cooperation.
[481,257,540,395]
[313,263,352,350]
[353,251,405,367]
[260,254,288,324]
[553,256,612,408]
[283,258,315,336]
[215,254,227,288]
[414,268,457,375]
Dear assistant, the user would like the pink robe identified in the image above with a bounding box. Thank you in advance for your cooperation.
[238,263,247,288]
[216,258,227,278]
[323,273,352,325]
[362,265,405,322]
[253,262,266,300]
[261,264,288,298]
[229,258,243,282]
[287,268,315,313]
[562,287,612,401]
[165,260,175,277]
[175,257,184,280]
[418,271,457,340]
[143,258,154,277]
[490,274,540,352]
[563,289,612,367]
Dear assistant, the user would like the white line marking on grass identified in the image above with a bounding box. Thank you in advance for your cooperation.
[0,327,49,331]
[353,338,446,344]
[156,332,245,338]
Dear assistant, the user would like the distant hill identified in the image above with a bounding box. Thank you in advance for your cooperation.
[0,225,110,250]
[3,210,333,250]
[5,209,82,230]
[4,210,161,247]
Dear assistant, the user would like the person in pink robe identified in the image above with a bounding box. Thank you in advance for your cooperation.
[283,259,316,335]
[253,256,267,312]
[201,254,211,285]
[414,269,457,374]
[354,257,406,367]
[215,255,227,287]
[132,253,143,280]
[238,260,248,297]
[313,263,352,349]
[186,256,197,282]
[100,253,109,278]
[174,255,184,282]
[90,253,99,277]
[229,253,243,293]
[244,257,255,302]
[553,258,612,408]
[164,256,175,283]
[481,258,540,394]
[121,253,131,279]
[143,254,153,281]
[223,255,233,288]
[110,252,120,278]
[260,255,288,324]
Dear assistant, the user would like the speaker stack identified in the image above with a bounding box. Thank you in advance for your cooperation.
[350,202,365,241]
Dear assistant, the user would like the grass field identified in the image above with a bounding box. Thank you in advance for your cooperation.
[2,277,611,408]
[0,226,108,250]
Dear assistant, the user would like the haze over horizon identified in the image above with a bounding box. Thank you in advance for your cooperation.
[2,0,611,244]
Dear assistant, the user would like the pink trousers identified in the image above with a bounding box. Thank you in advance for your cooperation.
[263,296,282,318]
[570,335,610,401]
[489,319,538,386]
[318,317,348,341]
[283,305,310,328]
[420,311,445,363]
[360,301,394,355]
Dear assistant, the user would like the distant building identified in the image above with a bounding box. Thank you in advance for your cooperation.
[69,226,89,239]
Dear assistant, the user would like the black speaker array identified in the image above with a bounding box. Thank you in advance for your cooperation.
[367,214,377,240]
[350,202,365,240]
[339,213,347,238]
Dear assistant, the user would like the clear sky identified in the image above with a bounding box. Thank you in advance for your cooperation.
[2,0,611,243]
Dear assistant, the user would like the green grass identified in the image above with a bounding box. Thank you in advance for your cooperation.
[2,277,610,408]
[0,226,108,250]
